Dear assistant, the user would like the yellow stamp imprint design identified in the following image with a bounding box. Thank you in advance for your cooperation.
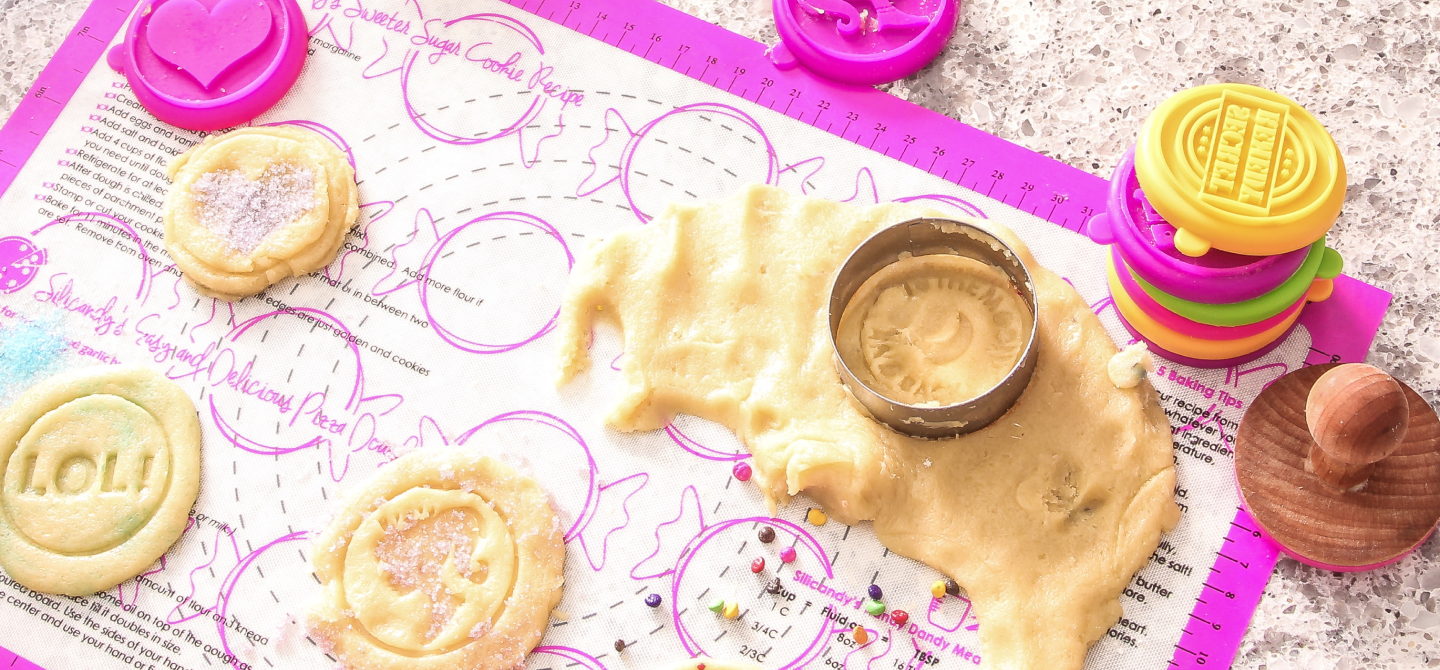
[0,365,201,595]
[1135,83,1345,258]
[308,449,565,670]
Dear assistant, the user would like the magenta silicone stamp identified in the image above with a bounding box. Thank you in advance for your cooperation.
[107,0,308,131]
[771,0,960,85]
[1086,147,1312,304]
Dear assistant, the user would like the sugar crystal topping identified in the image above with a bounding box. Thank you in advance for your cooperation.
[374,508,487,642]
[190,162,317,254]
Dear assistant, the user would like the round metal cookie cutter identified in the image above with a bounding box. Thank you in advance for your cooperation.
[828,217,1040,439]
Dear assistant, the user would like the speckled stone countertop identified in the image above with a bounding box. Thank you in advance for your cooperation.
[3,0,1439,667]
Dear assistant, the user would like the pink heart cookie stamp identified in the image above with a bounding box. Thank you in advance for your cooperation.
[147,0,274,89]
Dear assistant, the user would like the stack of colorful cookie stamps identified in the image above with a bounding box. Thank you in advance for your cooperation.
[1086,83,1347,367]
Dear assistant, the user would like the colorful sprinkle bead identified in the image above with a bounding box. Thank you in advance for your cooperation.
[891,609,909,627]
[945,578,960,596]
[708,598,725,613]
[722,601,740,619]
[853,626,869,645]
[930,580,947,599]
[732,461,753,481]
[766,577,781,594]
[750,557,766,573]
[868,584,883,600]
[865,599,886,616]
[807,508,827,526]
[758,526,776,543]
[779,546,797,563]
[645,593,662,608]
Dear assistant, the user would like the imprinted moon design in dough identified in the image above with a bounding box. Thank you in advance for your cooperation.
[308,449,565,670]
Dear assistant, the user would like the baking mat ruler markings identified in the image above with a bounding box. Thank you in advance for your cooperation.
[1171,508,1280,669]
[0,0,140,198]
[502,1,1286,668]
[499,0,1108,233]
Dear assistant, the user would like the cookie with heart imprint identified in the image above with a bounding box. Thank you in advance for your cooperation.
[162,125,359,301]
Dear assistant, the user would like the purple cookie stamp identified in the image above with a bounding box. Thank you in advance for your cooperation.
[1087,147,1311,304]
[107,0,307,131]
[771,0,960,86]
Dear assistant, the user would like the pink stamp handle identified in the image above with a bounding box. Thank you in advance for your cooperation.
[106,0,307,131]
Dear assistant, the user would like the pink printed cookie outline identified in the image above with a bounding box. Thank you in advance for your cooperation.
[417,211,575,354]
[671,516,835,669]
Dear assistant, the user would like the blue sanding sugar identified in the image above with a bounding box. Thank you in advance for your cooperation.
[0,313,69,402]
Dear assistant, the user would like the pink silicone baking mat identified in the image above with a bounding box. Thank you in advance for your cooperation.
[0,1,1390,669]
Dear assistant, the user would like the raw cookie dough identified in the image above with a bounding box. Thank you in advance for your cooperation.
[308,449,565,670]
[558,185,1179,670]
[163,126,359,301]
[838,254,1033,405]
[1108,342,1154,389]
[0,365,201,596]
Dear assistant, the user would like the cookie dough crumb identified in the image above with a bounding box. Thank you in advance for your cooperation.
[1108,342,1154,389]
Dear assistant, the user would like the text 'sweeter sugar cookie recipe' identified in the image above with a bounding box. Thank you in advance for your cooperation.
[559,185,1179,670]
[1086,83,1346,368]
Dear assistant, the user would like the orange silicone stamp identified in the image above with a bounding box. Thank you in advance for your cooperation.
[1135,84,1346,257]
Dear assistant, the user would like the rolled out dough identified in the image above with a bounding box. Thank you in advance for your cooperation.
[557,185,1179,670]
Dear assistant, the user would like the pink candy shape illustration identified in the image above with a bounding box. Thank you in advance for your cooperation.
[0,236,46,294]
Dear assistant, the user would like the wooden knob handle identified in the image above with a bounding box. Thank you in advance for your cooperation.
[1305,363,1410,489]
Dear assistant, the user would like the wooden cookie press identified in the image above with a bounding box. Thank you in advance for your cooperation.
[1237,363,1440,571]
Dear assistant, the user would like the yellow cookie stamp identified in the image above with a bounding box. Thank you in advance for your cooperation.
[308,449,565,670]
[163,125,360,301]
[0,365,201,595]
[1135,83,1345,257]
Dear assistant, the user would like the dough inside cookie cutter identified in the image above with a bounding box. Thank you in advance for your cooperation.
[828,217,1039,438]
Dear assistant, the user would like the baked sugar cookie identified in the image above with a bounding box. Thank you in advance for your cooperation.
[308,449,565,670]
[0,365,201,595]
[163,126,359,301]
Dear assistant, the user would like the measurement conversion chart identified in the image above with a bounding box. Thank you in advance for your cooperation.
[0,0,1390,669]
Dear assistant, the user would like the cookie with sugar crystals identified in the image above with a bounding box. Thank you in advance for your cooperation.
[163,125,358,301]
[308,449,565,670]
